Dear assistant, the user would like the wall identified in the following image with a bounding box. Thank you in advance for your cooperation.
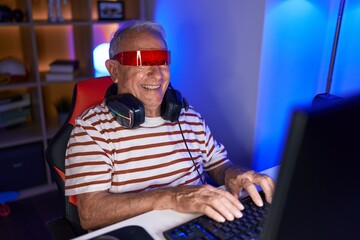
[254,0,360,170]
[143,0,360,171]
[331,0,360,96]
[146,0,266,168]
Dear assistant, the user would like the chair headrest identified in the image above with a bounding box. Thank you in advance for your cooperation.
[68,76,113,125]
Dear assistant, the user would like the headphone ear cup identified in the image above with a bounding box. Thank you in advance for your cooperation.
[106,94,145,128]
[161,88,183,122]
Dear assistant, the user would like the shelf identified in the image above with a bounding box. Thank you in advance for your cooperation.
[0,22,31,27]
[0,81,37,90]
[39,71,94,85]
[0,20,124,27]
[0,0,141,200]
[31,20,128,26]
[40,78,91,86]
[0,123,43,148]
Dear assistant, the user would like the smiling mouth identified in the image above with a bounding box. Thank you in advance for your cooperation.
[142,84,160,90]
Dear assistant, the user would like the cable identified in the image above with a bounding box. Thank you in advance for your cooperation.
[177,121,206,184]
[326,0,346,93]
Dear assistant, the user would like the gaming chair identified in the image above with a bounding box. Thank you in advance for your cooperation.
[45,76,113,239]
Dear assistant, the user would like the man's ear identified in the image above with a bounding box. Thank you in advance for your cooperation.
[105,59,120,82]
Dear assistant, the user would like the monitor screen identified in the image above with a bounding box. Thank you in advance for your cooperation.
[262,93,360,240]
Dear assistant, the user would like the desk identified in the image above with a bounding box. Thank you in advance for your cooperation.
[72,166,279,240]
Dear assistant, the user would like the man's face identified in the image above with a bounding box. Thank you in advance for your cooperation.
[109,31,170,117]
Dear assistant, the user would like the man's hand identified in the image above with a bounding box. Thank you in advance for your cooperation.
[224,167,275,207]
[76,164,275,230]
[169,185,244,222]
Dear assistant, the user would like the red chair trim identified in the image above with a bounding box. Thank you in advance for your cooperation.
[68,76,113,125]
[54,166,77,206]
[54,166,65,181]
[68,195,77,206]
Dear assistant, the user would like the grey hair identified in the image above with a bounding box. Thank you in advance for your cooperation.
[108,20,167,59]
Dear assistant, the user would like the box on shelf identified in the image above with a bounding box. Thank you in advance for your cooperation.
[49,59,79,73]
[0,107,31,129]
[0,93,31,112]
[0,93,32,129]
[45,69,80,82]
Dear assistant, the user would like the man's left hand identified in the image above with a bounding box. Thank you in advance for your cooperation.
[224,167,275,207]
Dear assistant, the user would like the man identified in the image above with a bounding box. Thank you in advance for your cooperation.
[65,20,275,230]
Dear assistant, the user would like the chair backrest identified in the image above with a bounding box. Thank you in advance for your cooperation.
[46,76,113,236]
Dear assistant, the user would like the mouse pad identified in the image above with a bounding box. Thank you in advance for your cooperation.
[91,225,154,240]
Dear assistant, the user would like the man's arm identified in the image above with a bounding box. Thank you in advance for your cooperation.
[77,184,245,230]
[207,162,275,206]
[77,188,169,230]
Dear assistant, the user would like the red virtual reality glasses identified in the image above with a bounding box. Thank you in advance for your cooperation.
[112,50,171,66]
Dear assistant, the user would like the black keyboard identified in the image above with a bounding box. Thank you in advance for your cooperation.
[163,191,270,240]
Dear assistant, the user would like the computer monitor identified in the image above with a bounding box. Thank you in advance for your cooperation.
[262,93,360,240]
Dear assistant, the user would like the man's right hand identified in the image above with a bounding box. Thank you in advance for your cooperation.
[166,185,244,222]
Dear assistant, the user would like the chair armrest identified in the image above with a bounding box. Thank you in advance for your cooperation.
[46,217,77,240]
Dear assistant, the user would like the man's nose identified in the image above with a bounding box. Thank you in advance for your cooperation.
[147,66,163,79]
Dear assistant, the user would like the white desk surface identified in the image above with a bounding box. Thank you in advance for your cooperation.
[72,165,280,240]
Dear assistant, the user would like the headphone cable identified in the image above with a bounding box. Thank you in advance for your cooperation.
[177,121,206,185]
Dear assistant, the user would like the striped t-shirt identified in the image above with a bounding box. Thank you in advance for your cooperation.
[64,101,230,196]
